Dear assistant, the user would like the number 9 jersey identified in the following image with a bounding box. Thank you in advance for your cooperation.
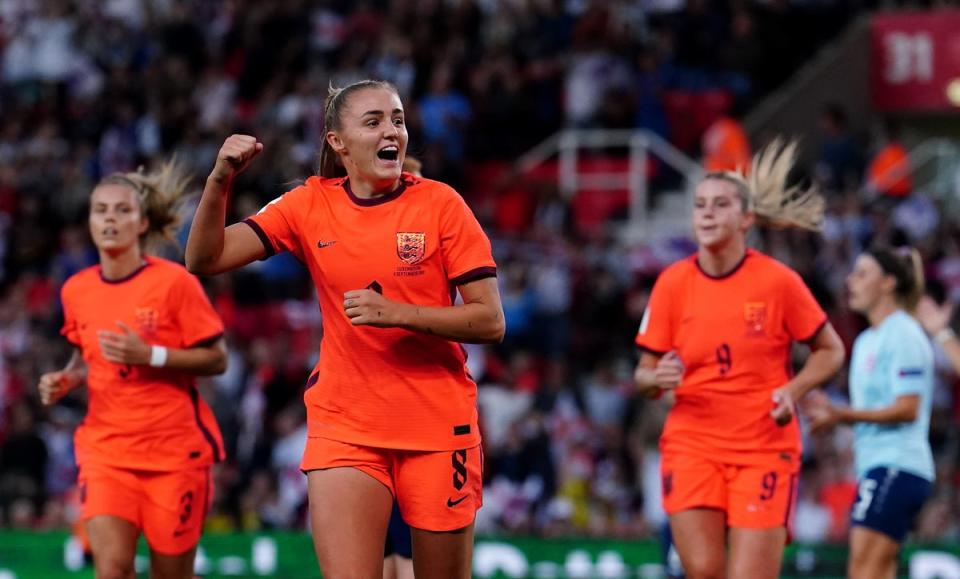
[635,249,827,469]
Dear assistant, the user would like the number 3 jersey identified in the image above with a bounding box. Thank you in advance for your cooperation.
[60,257,226,471]
[635,249,827,467]
[244,173,496,452]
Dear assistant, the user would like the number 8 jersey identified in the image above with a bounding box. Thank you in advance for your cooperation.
[244,173,496,452]
[635,249,827,468]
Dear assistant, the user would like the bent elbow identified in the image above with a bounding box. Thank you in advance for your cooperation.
[184,252,202,275]
[213,358,227,376]
[489,318,506,343]
[186,255,218,276]
[826,343,846,375]
[831,349,846,374]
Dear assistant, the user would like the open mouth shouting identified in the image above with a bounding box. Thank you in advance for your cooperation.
[376,145,400,167]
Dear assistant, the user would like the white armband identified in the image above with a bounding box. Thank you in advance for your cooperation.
[149,345,169,367]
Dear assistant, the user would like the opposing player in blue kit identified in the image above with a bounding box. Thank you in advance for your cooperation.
[808,247,934,579]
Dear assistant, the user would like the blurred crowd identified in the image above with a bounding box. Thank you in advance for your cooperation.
[0,0,959,546]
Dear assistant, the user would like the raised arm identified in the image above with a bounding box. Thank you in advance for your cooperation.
[917,296,960,376]
[185,135,267,275]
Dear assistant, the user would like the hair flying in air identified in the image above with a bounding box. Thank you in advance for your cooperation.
[98,159,193,251]
[703,138,824,232]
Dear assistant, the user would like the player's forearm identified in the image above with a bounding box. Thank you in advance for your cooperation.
[163,344,227,376]
[63,349,88,388]
[634,367,659,391]
[634,366,665,398]
[939,334,960,376]
[185,176,231,274]
[835,403,917,425]
[393,302,505,344]
[786,345,845,401]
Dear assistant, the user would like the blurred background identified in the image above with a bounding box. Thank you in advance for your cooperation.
[1,0,960,577]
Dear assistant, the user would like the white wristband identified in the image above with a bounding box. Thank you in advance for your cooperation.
[935,328,957,346]
[149,345,169,367]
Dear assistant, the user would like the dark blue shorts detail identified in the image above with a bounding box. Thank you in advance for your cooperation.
[384,502,413,558]
[850,466,932,543]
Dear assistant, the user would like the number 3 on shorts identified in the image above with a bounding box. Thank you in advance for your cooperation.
[852,478,878,521]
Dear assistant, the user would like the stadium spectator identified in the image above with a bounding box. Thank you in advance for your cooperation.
[865,120,913,200]
[816,104,864,195]
[700,101,751,173]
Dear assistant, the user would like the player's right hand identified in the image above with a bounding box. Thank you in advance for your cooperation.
[38,371,73,406]
[210,135,263,183]
[803,390,838,435]
[916,295,953,336]
[653,351,685,390]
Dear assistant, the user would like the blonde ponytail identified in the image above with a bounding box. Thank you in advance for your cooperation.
[747,138,824,231]
[99,159,193,252]
[702,138,824,232]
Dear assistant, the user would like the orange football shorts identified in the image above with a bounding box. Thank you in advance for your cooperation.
[302,436,482,532]
[78,463,211,555]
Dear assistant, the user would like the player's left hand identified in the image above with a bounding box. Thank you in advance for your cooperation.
[98,321,151,365]
[770,387,795,426]
[344,289,398,328]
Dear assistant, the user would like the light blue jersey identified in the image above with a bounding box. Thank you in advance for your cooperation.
[849,310,934,481]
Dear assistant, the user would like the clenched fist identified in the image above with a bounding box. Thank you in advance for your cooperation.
[38,370,81,406]
[210,134,263,184]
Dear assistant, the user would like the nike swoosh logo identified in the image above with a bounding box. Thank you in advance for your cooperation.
[447,495,468,508]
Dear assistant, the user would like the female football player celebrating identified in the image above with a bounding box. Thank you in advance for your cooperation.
[186,80,503,579]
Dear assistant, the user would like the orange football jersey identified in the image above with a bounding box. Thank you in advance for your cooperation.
[60,257,225,471]
[636,249,826,467]
[244,173,496,451]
